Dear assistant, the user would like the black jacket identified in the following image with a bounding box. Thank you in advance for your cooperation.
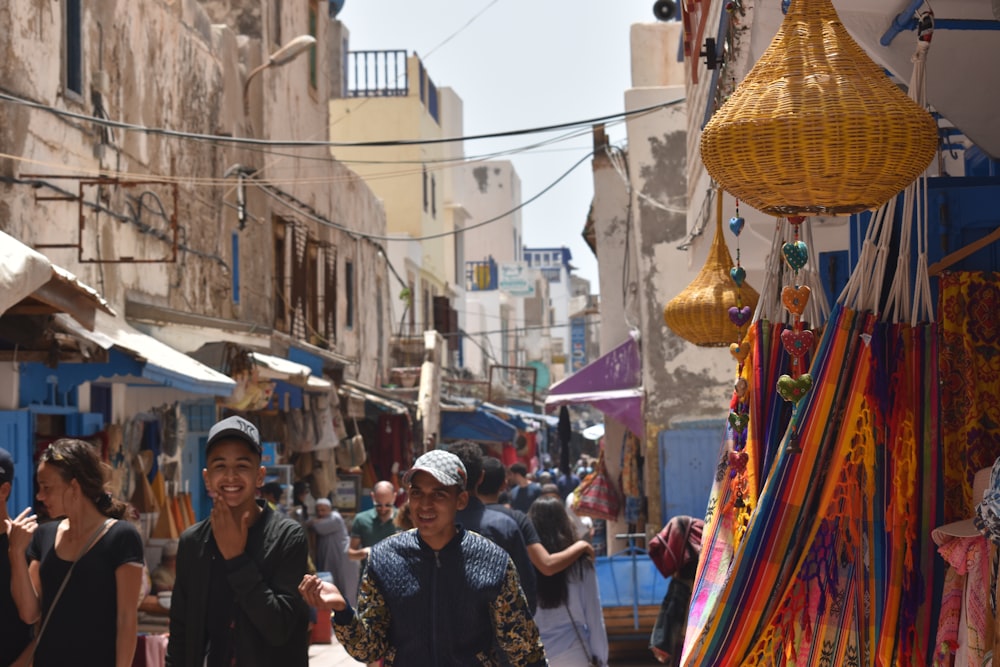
[166,501,310,667]
[333,528,548,666]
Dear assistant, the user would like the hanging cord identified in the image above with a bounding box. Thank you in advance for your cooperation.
[910,18,935,324]
[798,219,832,326]
[753,216,790,323]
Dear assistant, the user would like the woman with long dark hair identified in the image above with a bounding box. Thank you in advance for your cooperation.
[8,438,144,667]
[528,496,609,667]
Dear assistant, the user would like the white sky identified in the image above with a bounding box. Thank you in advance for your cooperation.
[336,0,663,292]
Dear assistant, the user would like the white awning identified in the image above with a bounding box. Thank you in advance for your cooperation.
[54,311,237,396]
[251,351,332,391]
[0,231,115,329]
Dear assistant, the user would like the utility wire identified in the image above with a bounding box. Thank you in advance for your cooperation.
[0,87,682,149]
[254,150,595,242]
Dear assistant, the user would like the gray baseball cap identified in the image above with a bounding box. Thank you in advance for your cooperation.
[403,449,468,490]
[206,416,261,457]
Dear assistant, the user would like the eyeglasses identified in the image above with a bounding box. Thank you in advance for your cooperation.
[374,503,394,508]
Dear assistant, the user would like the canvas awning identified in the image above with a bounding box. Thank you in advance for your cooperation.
[440,407,518,444]
[54,312,236,396]
[0,231,114,330]
[251,352,332,390]
[341,379,410,415]
[544,331,644,435]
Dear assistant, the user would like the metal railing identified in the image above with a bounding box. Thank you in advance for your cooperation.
[347,50,408,98]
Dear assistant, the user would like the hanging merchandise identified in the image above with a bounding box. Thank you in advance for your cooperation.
[335,418,367,470]
[620,431,643,525]
[699,0,936,216]
[664,190,760,346]
[573,448,620,522]
[310,393,339,451]
[682,21,941,665]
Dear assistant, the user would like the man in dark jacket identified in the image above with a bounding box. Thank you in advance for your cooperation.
[299,449,548,666]
[447,441,538,613]
[166,416,310,667]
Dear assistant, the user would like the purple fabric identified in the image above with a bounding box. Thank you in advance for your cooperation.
[544,332,643,435]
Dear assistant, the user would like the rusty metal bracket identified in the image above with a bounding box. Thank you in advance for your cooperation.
[22,174,179,264]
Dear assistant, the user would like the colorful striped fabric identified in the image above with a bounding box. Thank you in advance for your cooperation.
[683,305,942,666]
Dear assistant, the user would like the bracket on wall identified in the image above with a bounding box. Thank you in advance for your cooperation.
[700,38,720,70]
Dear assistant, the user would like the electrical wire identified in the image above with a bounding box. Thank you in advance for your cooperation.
[0,87,681,149]
[253,150,595,242]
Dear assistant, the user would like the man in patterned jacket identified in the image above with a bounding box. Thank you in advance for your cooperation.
[299,449,548,666]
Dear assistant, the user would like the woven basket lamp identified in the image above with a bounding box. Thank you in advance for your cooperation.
[664,194,760,346]
[699,0,937,216]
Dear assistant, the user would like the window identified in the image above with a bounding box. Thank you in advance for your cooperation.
[431,175,437,218]
[422,282,430,332]
[273,222,288,331]
[324,247,338,344]
[345,260,355,329]
[306,242,320,343]
[231,232,240,305]
[308,1,318,91]
[64,0,83,96]
[422,166,428,213]
[271,0,282,46]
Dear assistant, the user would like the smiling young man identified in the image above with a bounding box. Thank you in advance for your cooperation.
[166,416,310,667]
[299,449,548,666]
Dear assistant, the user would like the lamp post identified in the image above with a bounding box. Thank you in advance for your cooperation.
[242,35,317,116]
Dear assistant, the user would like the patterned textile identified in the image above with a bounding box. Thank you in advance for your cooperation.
[939,272,1000,525]
[333,529,546,666]
[683,305,941,666]
[934,535,992,667]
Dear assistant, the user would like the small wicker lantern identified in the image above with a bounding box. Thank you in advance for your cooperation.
[699,0,937,216]
[664,194,759,347]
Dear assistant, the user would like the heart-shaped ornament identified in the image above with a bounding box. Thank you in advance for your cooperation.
[729,216,745,236]
[730,266,746,287]
[728,305,752,327]
[776,373,813,403]
[728,450,749,471]
[729,342,750,363]
[781,285,811,315]
[728,412,749,432]
[780,328,814,358]
[782,241,809,271]
[787,216,806,226]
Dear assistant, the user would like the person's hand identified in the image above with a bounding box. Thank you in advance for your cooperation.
[210,500,249,560]
[574,540,595,561]
[7,508,37,554]
[298,574,347,612]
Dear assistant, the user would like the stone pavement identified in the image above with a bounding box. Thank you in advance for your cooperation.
[308,639,365,666]
[307,639,659,665]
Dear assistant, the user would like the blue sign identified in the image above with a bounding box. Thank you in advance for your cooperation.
[570,317,587,372]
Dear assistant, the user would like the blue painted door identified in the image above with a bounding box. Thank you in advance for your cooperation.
[0,411,34,514]
[65,412,105,437]
[658,423,725,523]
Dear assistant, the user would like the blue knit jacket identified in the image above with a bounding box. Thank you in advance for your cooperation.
[333,527,548,666]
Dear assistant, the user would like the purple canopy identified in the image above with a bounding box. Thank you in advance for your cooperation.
[544,332,643,435]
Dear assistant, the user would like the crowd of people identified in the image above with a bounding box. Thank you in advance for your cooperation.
[1,418,609,666]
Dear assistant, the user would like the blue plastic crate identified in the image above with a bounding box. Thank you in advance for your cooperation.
[595,547,668,608]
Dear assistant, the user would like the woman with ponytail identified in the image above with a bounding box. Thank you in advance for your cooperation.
[8,438,144,667]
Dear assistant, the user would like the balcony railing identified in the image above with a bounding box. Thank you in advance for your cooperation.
[466,257,498,291]
[347,50,408,98]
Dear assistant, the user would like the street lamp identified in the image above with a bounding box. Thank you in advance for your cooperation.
[242,35,317,115]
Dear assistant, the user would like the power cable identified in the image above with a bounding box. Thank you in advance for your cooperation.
[254,149,595,242]
[0,87,681,149]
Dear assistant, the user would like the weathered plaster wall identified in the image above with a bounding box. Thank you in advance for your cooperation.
[0,0,390,384]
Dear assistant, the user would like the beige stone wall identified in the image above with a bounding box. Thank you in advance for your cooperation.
[0,0,390,384]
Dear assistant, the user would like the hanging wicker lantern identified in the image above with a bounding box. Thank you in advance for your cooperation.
[700,0,937,216]
[664,194,759,347]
